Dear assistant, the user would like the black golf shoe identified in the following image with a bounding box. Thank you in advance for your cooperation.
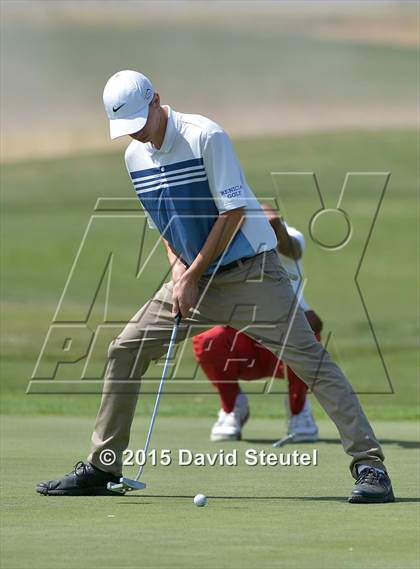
[36,461,121,496]
[349,467,395,504]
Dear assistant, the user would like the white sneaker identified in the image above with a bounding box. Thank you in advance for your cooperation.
[273,398,319,447]
[210,392,250,442]
[288,398,319,442]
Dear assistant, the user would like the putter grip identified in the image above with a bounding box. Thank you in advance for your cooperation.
[174,311,182,325]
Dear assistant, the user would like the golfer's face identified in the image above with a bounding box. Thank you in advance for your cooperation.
[129,99,158,143]
[130,120,152,143]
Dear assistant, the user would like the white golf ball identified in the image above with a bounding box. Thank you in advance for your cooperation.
[193,493,208,507]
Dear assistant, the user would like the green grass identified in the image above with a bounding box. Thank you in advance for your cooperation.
[1,129,419,419]
[1,129,419,569]
[1,415,419,569]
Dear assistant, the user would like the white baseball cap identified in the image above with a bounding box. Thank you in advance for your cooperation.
[103,70,155,140]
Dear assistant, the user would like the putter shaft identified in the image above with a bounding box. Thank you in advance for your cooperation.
[108,313,181,494]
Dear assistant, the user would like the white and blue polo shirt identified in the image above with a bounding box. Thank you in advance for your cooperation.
[125,106,277,274]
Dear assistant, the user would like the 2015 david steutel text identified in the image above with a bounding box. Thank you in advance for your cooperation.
[120,448,319,467]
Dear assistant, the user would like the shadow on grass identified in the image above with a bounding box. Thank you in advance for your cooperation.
[244,438,420,449]
[118,496,420,503]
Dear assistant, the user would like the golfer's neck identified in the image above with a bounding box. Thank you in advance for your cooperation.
[151,106,168,149]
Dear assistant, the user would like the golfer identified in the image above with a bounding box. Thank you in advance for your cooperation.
[37,70,394,503]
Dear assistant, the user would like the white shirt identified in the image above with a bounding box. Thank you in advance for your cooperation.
[124,106,277,274]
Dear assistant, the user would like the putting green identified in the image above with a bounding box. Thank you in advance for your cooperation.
[1,415,418,569]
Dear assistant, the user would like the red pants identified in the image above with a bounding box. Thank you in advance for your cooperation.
[192,310,322,415]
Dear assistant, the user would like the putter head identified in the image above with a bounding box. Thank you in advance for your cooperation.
[272,433,295,448]
[107,477,147,494]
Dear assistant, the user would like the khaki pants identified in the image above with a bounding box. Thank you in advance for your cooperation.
[88,250,385,477]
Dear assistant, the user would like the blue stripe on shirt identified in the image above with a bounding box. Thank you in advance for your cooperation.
[130,157,204,180]
[134,171,207,192]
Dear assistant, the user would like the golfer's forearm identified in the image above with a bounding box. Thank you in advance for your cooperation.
[260,203,301,260]
[187,207,245,279]
[163,238,188,287]
[272,218,300,259]
[163,238,179,265]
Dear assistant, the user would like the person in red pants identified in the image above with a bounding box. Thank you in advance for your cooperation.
[192,205,323,445]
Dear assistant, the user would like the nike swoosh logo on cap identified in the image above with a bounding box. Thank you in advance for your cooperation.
[113,103,126,113]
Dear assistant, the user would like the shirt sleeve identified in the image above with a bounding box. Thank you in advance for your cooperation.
[202,130,247,213]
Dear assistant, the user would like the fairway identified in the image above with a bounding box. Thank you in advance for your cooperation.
[1,416,419,569]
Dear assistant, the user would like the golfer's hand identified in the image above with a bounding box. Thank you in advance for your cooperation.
[172,272,199,318]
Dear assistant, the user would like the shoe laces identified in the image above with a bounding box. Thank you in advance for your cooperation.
[68,461,89,477]
[356,467,382,485]
[216,409,240,428]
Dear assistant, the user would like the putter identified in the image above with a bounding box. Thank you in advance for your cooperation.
[108,312,182,494]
